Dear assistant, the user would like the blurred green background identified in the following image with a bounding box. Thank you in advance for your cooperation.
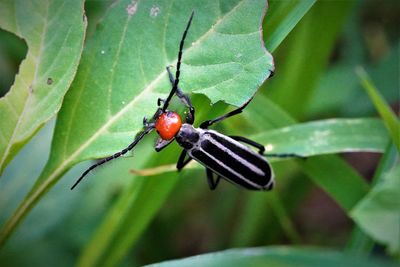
[0,0,399,266]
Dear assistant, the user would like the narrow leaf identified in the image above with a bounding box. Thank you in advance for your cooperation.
[144,247,397,267]
[254,118,388,156]
[266,0,354,117]
[356,67,400,151]
[264,0,316,51]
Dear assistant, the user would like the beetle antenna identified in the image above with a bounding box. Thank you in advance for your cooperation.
[162,11,194,112]
[71,126,154,190]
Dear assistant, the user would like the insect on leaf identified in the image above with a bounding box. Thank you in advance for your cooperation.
[0,0,274,246]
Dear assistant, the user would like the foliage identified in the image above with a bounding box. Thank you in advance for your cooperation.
[0,0,398,266]
[0,0,86,173]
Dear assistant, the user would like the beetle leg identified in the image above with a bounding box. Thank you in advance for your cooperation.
[200,97,253,129]
[229,135,265,155]
[230,136,304,159]
[166,66,191,107]
[176,150,193,170]
[206,168,221,191]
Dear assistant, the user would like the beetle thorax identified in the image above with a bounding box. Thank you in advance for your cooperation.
[175,124,200,149]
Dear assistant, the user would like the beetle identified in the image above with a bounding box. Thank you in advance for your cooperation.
[71,11,298,191]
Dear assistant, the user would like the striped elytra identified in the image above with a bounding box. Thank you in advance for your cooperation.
[176,125,274,190]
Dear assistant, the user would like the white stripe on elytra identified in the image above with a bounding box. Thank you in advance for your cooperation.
[188,128,274,189]
[203,134,266,176]
[195,147,263,189]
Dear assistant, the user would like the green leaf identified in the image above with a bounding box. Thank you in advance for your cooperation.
[143,247,397,267]
[0,0,273,247]
[346,143,399,255]
[76,1,320,266]
[356,67,400,151]
[0,0,86,173]
[257,117,386,212]
[254,118,388,157]
[351,163,400,255]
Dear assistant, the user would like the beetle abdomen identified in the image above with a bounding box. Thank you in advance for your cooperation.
[188,130,274,190]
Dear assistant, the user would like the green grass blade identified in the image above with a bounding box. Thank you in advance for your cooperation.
[264,0,316,51]
[356,67,400,151]
[76,173,180,267]
[254,118,388,157]
[268,193,302,244]
[144,247,398,267]
[266,0,354,118]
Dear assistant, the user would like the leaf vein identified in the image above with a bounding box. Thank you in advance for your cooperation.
[106,14,132,118]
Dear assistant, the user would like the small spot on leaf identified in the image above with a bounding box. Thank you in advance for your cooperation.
[126,0,138,16]
[150,6,160,17]
[47,78,53,85]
